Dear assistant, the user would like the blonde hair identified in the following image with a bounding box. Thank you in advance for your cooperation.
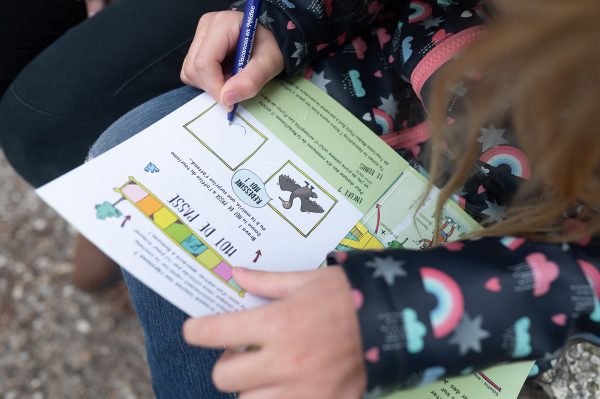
[428,0,600,242]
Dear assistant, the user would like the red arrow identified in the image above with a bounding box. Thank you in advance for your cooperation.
[374,204,382,234]
[478,372,501,392]
[253,250,262,263]
[121,215,132,228]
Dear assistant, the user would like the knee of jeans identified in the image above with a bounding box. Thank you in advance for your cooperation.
[87,123,125,160]
[0,84,100,186]
[88,86,202,160]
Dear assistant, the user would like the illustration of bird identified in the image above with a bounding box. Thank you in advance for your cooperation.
[278,174,325,214]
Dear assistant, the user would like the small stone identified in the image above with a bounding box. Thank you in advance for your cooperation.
[19,351,30,362]
[12,285,24,300]
[32,319,44,331]
[76,319,92,334]
[32,218,48,231]
[99,345,110,356]
[62,284,75,298]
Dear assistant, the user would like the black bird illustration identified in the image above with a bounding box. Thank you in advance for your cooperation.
[278,174,325,214]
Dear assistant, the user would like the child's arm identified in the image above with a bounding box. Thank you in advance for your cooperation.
[331,238,600,395]
[180,0,394,119]
[229,0,395,76]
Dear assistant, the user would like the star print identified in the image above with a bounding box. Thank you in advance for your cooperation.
[481,200,505,222]
[449,313,490,355]
[421,16,444,30]
[291,42,307,66]
[366,257,407,285]
[377,94,399,120]
[311,70,331,92]
[259,11,274,27]
[478,124,508,151]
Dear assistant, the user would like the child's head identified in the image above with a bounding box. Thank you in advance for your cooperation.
[429,0,600,241]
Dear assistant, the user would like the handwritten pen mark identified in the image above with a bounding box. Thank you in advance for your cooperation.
[229,122,247,135]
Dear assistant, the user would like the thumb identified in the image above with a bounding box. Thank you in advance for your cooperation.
[233,267,315,299]
[219,58,274,110]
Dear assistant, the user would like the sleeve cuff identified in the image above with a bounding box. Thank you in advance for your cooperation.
[410,25,485,101]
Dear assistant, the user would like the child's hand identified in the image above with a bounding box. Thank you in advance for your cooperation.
[183,267,367,399]
[181,11,285,111]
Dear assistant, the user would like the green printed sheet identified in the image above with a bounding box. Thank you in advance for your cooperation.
[338,169,481,252]
[245,77,410,214]
[383,361,534,399]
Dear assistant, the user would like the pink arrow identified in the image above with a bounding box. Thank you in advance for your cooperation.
[121,215,132,228]
[374,204,382,234]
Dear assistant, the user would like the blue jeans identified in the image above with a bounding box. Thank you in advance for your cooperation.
[89,87,235,399]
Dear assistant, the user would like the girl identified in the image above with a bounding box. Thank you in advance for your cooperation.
[89,0,600,397]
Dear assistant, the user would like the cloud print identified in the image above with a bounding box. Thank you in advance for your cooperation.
[512,316,532,358]
[402,308,427,354]
[526,252,559,297]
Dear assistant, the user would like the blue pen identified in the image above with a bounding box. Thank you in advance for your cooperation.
[227,0,263,125]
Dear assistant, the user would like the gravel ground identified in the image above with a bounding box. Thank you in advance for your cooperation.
[0,150,598,399]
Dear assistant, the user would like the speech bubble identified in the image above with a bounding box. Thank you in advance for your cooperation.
[231,169,272,208]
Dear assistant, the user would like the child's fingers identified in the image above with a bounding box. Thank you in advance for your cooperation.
[180,14,213,88]
[232,267,315,299]
[219,25,284,107]
[181,12,243,100]
[212,350,272,393]
[182,306,270,348]
[219,60,271,108]
[181,14,212,74]
[219,55,282,107]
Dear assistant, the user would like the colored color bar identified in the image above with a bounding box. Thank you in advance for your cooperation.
[197,250,221,269]
[165,222,192,243]
[213,262,233,281]
[137,195,162,216]
[228,278,243,292]
[181,236,208,256]
[121,183,149,203]
[153,207,178,229]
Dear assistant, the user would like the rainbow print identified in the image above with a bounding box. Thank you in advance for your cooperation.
[420,267,464,338]
[373,108,393,134]
[578,259,600,299]
[480,145,531,179]
[116,177,244,296]
[408,0,433,23]
[500,236,526,251]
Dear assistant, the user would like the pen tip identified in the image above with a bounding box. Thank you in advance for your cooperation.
[228,120,233,126]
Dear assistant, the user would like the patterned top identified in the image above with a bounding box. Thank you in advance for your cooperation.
[229,0,600,396]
